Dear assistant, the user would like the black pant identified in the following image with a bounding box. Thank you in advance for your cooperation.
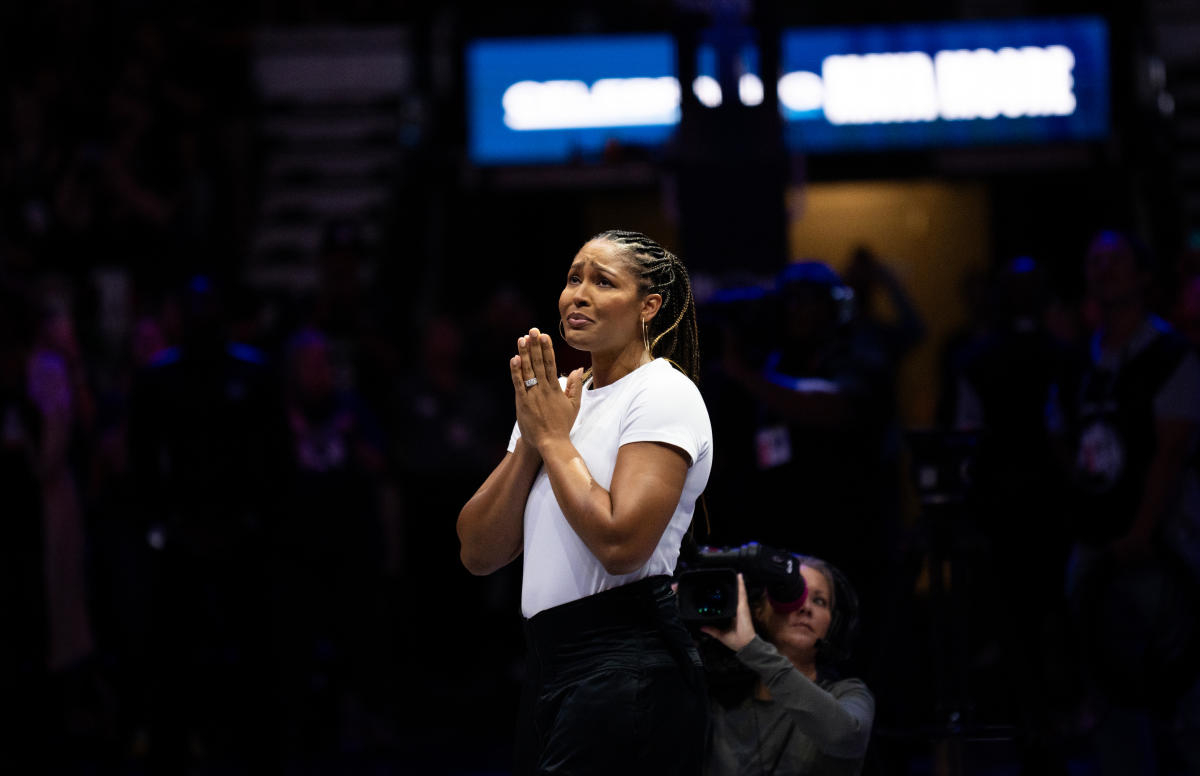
[516,576,709,775]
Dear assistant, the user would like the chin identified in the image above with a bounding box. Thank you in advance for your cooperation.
[785,634,818,652]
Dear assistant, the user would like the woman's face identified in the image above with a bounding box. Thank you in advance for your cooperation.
[558,239,648,355]
[760,564,834,663]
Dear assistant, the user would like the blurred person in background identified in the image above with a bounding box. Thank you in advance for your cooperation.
[392,312,512,695]
[0,274,50,773]
[28,278,97,677]
[952,254,1083,772]
[714,259,903,683]
[1050,228,1200,776]
[841,245,926,387]
[127,273,287,774]
[272,324,393,764]
[0,272,107,773]
[935,266,993,430]
[85,306,171,762]
[295,217,403,423]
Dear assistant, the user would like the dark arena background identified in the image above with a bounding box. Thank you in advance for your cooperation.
[4,0,1200,774]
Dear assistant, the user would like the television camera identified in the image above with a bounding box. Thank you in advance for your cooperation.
[675,542,807,629]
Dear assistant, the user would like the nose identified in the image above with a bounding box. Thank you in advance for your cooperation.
[567,282,591,307]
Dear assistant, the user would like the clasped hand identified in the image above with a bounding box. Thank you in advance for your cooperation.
[510,327,584,453]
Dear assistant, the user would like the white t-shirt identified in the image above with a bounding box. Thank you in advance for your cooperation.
[507,358,713,618]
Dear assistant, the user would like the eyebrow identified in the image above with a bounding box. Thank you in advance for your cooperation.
[568,260,618,277]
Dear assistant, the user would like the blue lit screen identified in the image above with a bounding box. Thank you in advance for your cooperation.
[465,17,1109,164]
[779,16,1110,152]
[467,34,678,165]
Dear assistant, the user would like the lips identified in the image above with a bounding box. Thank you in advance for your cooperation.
[565,313,593,327]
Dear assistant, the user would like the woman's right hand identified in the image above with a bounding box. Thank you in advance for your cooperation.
[510,327,584,453]
[701,573,757,652]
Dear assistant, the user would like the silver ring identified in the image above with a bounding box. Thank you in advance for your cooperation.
[524,377,538,388]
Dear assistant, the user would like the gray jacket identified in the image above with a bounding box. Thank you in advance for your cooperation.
[704,637,875,776]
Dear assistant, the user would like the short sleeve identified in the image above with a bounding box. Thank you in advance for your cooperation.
[618,369,709,467]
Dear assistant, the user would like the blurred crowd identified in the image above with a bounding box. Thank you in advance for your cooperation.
[0,10,523,774]
[6,8,1200,776]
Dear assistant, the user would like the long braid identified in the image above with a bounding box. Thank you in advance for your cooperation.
[592,230,710,536]
[592,229,702,384]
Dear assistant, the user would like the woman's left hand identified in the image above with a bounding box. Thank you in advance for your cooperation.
[510,327,584,453]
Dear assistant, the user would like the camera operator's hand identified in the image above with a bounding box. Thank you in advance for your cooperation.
[700,573,757,652]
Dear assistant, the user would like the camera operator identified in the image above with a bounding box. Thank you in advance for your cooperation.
[698,555,874,776]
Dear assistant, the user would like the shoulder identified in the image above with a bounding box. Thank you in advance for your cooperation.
[627,360,709,416]
[1136,317,1195,379]
[639,359,705,397]
[615,361,712,458]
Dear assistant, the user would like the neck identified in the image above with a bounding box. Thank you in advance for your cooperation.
[793,659,818,682]
[589,343,652,388]
[781,644,819,681]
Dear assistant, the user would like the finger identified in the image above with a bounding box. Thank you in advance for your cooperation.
[538,331,559,380]
[735,574,754,631]
[516,335,536,384]
[525,328,548,382]
[565,367,584,403]
[509,355,526,393]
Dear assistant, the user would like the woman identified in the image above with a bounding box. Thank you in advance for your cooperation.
[457,229,713,775]
[700,556,875,776]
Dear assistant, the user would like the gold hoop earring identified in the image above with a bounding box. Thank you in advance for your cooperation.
[558,320,566,340]
[642,316,650,353]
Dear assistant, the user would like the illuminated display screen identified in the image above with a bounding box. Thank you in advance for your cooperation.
[466,16,1109,164]
[779,17,1110,151]
[467,34,680,165]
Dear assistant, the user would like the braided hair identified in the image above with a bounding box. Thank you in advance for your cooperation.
[591,229,701,384]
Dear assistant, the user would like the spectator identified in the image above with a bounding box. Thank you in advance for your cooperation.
[126,274,287,774]
[271,325,392,763]
[952,255,1082,771]
[1051,228,1200,775]
[28,280,97,676]
[713,259,904,681]
[0,274,49,773]
[84,307,170,761]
